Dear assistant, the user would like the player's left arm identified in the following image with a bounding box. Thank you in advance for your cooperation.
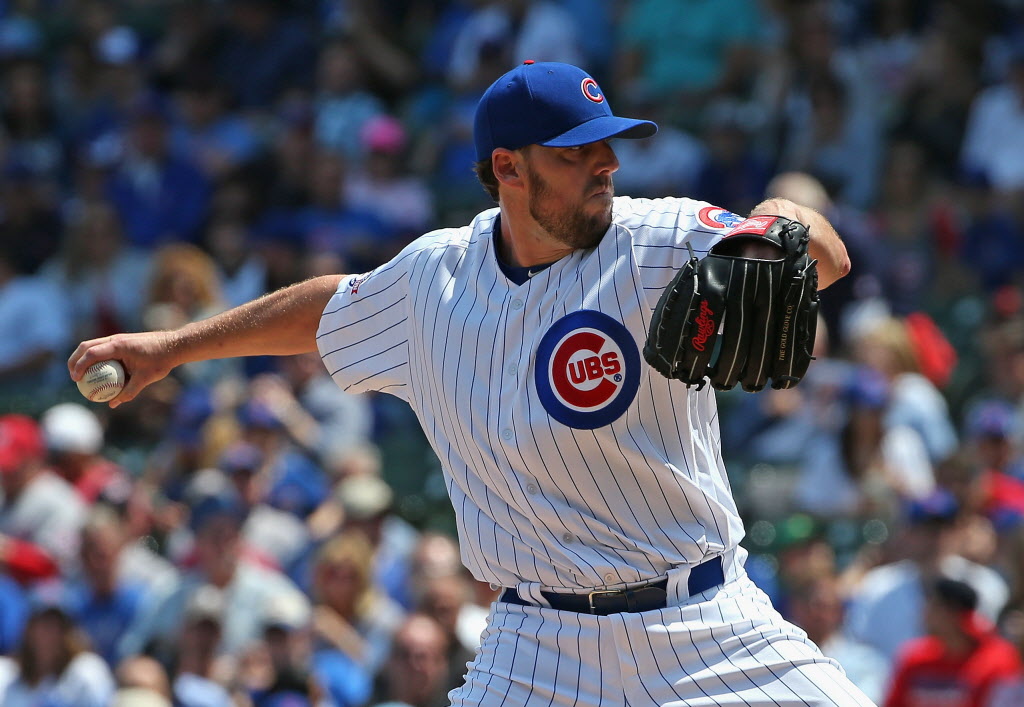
[749,197,850,290]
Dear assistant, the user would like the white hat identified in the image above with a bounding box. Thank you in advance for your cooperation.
[41,403,103,455]
[111,688,172,707]
[335,474,393,521]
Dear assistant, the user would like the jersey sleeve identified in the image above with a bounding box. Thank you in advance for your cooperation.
[316,254,413,400]
[622,196,743,302]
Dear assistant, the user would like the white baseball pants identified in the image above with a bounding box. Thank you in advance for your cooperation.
[449,571,876,706]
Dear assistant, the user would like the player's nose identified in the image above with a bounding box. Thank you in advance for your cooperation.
[592,140,619,175]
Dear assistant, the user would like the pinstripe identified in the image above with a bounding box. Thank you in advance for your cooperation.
[699,602,776,705]
[341,361,408,390]
[318,316,408,354]
[618,613,698,707]
[640,609,723,707]
[725,613,839,707]
[625,233,708,552]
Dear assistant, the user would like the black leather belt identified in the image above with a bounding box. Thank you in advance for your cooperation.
[501,555,725,615]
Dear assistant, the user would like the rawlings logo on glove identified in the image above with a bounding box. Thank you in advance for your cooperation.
[643,215,819,392]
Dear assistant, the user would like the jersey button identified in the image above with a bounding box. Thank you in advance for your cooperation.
[506,363,517,376]
[604,573,616,584]
[526,483,537,494]
[502,429,513,440]
[511,299,523,310]
[562,533,574,543]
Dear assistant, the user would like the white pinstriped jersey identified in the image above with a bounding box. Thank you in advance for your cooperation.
[317,196,748,593]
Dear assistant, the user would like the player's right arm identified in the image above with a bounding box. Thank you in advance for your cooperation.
[68,274,345,407]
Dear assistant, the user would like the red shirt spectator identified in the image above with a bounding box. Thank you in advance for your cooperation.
[885,577,1022,707]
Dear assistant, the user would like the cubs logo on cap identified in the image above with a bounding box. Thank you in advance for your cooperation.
[535,311,640,429]
[580,78,604,103]
[698,206,744,230]
[474,62,657,162]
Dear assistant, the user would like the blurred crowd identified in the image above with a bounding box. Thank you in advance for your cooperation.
[0,0,1024,705]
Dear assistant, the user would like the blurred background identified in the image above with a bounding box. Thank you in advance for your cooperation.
[0,0,1023,705]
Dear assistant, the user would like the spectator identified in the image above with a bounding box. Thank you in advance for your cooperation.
[446,0,584,91]
[0,600,115,707]
[170,585,234,707]
[331,473,419,610]
[868,139,958,314]
[0,573,28,654]
[313,37,386,161]
[344,114,436,242]
[203,215,269,309]
[105,93,212,248]
[0,415,87,574]
[779,69,884,209]
[368,613,452,707]
[845,489,1010,661]
[248,350,373,468]
[40,200,151,342]
[884,577,1022,707]
[406,530,497,650]
[235,397,329,520]
[0,245,72,395]
[118,487,310,661]
[414,571,479,695]
[142,243,238,386]
[215,444,311,574]
[214,0,316,110]
[290,151,391,273]
[251,595,322,706]
[170,74,262,179]
[1,59,65,185]
[612,99,705,199]
[851,314,958,463]
[41,402,128,504]
[114,654,173,705]
[51,506,146,666]
[0,161,63,276]
[692,99,774,217]
[961,44,1024,192]
[311,530,405,675]
[963,401,1024,528]
[616,0,762,111]
[788,575,890,704]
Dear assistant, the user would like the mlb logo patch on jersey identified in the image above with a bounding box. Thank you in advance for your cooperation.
[346,272,371,294]
[535,310,640,429]
[697,206,744,230]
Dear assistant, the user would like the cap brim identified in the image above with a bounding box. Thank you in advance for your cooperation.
[539,116,657,148]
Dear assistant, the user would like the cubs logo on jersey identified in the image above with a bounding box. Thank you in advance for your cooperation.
[697,206,744,230]
[535,310,640,430]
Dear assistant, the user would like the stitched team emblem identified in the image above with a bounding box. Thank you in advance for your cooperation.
[697,206,744,229]
[535,310,640,429]
[581,78,604,103]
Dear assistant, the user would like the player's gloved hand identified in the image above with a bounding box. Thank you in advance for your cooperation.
[643,215,819,392]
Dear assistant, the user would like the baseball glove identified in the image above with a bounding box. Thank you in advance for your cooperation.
[643,215,819,392]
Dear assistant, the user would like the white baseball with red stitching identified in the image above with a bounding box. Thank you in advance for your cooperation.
[77,360,126,403]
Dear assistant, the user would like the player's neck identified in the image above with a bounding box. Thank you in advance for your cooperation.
[496,208,573,268]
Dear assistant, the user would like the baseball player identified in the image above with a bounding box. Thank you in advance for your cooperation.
[71,62,874,705]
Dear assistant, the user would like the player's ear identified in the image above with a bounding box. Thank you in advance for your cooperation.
[492,149,524,188]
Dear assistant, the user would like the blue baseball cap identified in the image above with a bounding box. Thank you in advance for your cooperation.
[474,61,657,162]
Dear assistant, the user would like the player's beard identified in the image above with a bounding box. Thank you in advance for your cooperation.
[526,165,613,250]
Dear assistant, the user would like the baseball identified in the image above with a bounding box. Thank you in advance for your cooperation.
[77,360,126,403]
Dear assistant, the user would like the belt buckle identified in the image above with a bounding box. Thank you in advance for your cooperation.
[587,588,622,614]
